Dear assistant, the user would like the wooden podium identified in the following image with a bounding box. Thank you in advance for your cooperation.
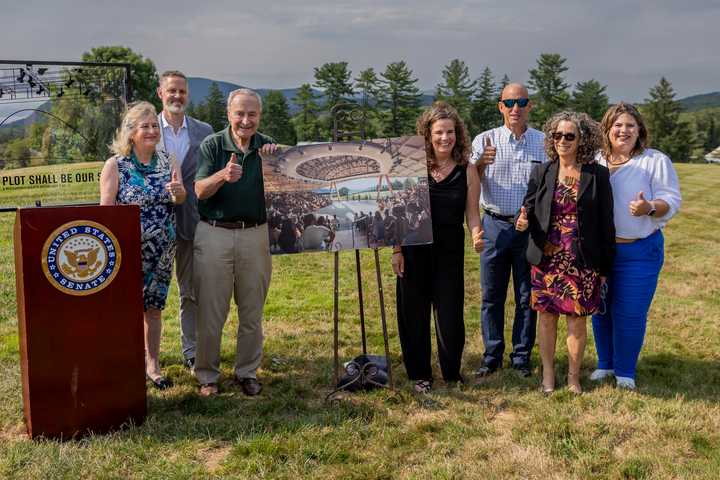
[14,205,146,439]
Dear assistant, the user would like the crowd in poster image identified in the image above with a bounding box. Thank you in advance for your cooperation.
[266,191,335,253]
[362,182,432,248]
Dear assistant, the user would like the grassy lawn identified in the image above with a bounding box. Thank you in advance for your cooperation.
[0,163,719,479]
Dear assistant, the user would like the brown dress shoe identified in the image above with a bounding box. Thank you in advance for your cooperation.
[199,383,218,397]
[237,377,263,396]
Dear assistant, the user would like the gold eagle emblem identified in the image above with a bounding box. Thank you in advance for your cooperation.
[61,247,102,279]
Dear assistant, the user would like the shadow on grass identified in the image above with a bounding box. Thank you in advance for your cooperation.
[140,352,403,443]
[631,353,720,401]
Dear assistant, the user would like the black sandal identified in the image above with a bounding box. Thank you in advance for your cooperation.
[147,375,173,390]
[414,379,432,394]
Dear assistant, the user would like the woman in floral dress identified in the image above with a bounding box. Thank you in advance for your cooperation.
[516,111,615,394]
[100,101,186,390]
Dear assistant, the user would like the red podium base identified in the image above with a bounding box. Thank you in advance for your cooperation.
[14,205,146,439]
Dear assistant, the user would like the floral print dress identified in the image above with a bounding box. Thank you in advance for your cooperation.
[116,152,176,311]
[530,179,601,316]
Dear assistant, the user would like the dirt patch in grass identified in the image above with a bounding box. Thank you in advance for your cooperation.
[198,444,232,473]
[0,422,27,442]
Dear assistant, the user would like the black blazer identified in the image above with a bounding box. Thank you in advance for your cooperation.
[521,161,616,277]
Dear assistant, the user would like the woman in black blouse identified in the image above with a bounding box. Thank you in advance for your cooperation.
[392,101,483,394]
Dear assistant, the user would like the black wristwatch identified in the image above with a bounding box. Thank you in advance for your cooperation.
[647,203,657,217]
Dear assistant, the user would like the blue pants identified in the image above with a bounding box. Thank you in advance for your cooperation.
[480,215,536,368]
[592,230,664,379]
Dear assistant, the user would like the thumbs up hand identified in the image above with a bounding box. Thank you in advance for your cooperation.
[478,136,496,166]
[629,191,652,216]
[515,206,529,232]
[224,152,244,183]
[165,168,186,203]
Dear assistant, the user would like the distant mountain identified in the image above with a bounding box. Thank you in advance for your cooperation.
[187,77,323,114]
[187,77,435,113]
[678,92,720,112]
[0,101,51,129]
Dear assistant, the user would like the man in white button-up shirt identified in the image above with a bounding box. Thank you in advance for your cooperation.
[156,70,213,369]
[470,83,548,378]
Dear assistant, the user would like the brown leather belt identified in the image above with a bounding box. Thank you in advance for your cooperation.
[202,218,265,229]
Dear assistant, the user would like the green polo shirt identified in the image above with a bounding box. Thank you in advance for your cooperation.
[196,127,274,223]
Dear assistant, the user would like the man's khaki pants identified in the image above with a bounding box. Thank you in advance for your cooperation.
[193,221,272,385]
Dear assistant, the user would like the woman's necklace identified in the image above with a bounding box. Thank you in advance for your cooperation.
[430,160,454,181]
[559,162,580,187]
[608,154,631,167]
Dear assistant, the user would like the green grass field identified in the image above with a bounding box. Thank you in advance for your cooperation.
[0,164,719,479]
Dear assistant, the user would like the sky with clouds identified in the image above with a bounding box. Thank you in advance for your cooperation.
[2,0,718,101]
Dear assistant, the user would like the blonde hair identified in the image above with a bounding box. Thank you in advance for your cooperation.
[109,101,158,156]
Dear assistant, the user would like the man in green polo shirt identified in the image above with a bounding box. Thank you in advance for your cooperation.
[193,88,277,397]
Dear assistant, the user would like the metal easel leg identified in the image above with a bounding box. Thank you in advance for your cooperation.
[373,248,393,390]
[355,249,367,355]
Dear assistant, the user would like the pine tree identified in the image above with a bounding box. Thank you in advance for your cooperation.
[378,61,423,137]
[570,79,609,121]
[199,82,227,132]
[471,66,501,134]
[435,59,475,127]
[499,74,511,91]
[354,68,381,138]
[292,83,321,142]
[313,62,354,111]
[260,90,296,145]
[528,53,570,126]
[642,77,692,162]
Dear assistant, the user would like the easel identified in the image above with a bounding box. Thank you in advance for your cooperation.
[329,103,393,397]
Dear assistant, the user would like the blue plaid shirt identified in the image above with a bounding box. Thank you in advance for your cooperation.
[470,125,548,216]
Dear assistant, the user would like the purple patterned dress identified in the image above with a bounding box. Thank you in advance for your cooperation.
[530,179,601,316]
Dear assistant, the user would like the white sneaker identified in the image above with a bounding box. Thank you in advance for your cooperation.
[589,369,614,381]
[616,376,636,390]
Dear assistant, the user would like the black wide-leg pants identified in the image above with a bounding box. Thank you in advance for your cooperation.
[396,228,465,382]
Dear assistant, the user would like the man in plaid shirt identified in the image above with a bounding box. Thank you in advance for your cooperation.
[470,83,548,378]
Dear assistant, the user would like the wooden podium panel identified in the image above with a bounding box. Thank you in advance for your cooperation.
[14,205,146,439]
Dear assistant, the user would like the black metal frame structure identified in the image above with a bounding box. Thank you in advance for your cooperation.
[0,60,132,213]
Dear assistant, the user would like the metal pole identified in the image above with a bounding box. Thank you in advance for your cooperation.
[355,249,367,355]
[373,248,393,389]
[333,250,340,386]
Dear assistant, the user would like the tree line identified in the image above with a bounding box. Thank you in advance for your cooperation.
[189,53,714,163]
[1,46,717,169]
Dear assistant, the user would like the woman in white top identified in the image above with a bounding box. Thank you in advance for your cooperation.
[591,102,682,390]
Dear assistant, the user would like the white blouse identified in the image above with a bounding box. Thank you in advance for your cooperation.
[597,149,682,240]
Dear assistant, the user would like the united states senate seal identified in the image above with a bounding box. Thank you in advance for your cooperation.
[41,220,122,296]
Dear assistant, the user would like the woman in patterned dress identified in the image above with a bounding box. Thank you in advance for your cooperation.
[515,111,615,394]
[100,101,186,390]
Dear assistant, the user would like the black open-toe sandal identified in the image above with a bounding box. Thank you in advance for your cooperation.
[147,375,173,390]
[414,379,432,394]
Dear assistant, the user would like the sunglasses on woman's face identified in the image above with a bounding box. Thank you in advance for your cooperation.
[501,98,530,108]
[551,132,577,142]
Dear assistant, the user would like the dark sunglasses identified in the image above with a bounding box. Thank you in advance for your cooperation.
[501,98,530,108]
[551,132,577,142]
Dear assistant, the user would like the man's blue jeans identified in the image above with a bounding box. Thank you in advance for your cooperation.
[480,214,536,369]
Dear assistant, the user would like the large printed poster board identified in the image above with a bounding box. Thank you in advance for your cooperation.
[263,135,432,254]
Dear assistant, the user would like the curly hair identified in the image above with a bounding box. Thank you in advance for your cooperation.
[542,111,601,164]
[599,102,648,159]
[109,101,158,157]
[416,101,470,166]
